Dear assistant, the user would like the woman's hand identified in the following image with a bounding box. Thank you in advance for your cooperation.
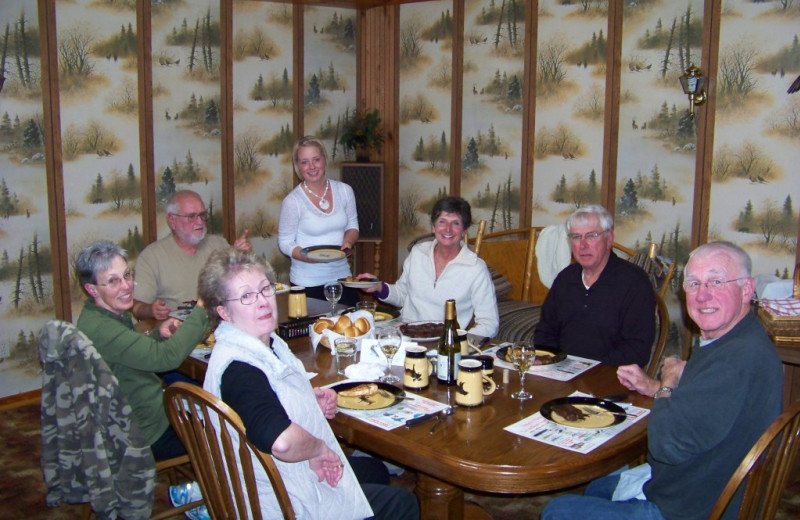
[314,387,338,419]
[308,446,344,487]
[616,364,659,397]
[158,317,183,338]
[356,273,383,293]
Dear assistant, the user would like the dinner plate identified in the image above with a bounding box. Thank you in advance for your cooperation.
[399,321,444,342]
[540,396,626,429]
[332,382,406,410]
[301,245,346,262]
[338,277,382,289]
[374,311,397,323]
[495,346,567,366]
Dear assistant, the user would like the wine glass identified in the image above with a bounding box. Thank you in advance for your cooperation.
[323,281,343,316]
[377,327,402,384]
[509,341,536,400]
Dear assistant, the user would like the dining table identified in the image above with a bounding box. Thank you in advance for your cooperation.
[179,332,652,520]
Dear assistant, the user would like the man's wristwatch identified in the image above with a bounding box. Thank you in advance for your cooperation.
[653,386,673,399]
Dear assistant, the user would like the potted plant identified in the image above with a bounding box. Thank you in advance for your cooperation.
[339,108,384,162]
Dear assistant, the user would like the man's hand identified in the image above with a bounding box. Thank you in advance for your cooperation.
[308,447,343,487]
[151,299,171,320]
[314,387,338,419]
[233,229,252,252]
[617,364,659,397]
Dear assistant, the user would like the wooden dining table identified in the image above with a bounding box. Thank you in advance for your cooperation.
[179,335,652,520]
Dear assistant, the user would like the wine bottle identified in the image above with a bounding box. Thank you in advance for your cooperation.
[437,299,461,385]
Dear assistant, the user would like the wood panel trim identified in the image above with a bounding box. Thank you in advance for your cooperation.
[690,0,722,249]
[450,2,464,196]
[136,0,157,243]
[220,0,236,241]
[520,0,537,227]
[293,4,304,149]
[600,0,623,213]
[38,0,70,321]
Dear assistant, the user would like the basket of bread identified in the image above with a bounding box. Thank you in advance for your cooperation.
[310,310,375,350]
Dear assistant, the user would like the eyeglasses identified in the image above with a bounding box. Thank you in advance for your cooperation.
[170,211,208,222]
[568,231,606,242]
[224,285,276,305]
[683,277,747,293]
[95,270,135,290]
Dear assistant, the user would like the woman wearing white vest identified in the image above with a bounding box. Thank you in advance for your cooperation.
[197,248,418,520]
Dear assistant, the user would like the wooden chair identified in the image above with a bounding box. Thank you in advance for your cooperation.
[164,382,296,520]
[472,224,545,303]
[646,293,670,379]
[708,399,800,520]
[613,242,676,299]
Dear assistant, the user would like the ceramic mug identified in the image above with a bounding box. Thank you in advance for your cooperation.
[403,346,432,390]
[457,329,483,356]
[455,358,496,407]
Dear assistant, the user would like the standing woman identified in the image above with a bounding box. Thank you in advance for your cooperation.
[278,135,360,305]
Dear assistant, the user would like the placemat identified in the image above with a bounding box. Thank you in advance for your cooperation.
[484,343,600,381]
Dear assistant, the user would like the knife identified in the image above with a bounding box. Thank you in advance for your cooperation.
[405,412,439,427]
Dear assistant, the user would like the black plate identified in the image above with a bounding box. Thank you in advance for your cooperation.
[300,245,346,262]
[540,396,626,429]
[496,345,567,365]
[332,381,405,410]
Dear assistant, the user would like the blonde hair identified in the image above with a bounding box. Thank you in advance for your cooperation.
[292,136,329,180]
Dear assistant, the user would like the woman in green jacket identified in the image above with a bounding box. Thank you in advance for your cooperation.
[75,240,209,460]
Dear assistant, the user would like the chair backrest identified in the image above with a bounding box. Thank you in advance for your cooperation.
[613,243,676,299]
[472,225,546,303]
[708,399,800,520]
[164,382,296,520]
[646,294,670,379]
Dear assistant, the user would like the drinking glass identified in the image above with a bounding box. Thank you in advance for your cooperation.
[509,341,536,400]
[323,281,343,316]
[377,327,402,384]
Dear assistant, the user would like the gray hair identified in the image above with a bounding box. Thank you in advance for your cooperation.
[566,205,614,233]
[687,241,752,279]
[75,240,127,286]
[198,247,277,327]
[292,135,329,180]
[165,190,203,215]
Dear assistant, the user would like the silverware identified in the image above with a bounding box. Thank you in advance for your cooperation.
[428,406,454,434]
[405,412,438,427]
[583,407,638,418]
[598,393,629,402]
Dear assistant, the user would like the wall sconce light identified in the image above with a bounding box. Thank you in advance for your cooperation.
[679,65,706,119]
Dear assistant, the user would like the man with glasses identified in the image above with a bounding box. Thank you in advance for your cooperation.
[533,205,655,366]
[132,190,251,320]
[542,241,782,520]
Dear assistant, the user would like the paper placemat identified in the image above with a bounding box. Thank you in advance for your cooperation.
[484,344,600,381]
[324,381,449,431]
[504,391,650,454]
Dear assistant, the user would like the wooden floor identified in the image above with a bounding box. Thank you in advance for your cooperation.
[4,401,799,520]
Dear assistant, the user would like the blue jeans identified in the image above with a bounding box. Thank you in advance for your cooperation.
[541,474,666,520]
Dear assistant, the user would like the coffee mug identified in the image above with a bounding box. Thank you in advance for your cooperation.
[463,354,494,376]
[457,329,483,356]
[403,346,432,390]
[455,358,496,407]
[288,286,308,318]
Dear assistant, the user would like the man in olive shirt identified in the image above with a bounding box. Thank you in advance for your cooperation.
[132,190,251,320]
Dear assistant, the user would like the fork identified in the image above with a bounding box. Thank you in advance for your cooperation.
[582,407,637,418]
[429,406,454,434]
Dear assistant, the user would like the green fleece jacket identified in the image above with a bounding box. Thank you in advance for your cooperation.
[76,300,209,445]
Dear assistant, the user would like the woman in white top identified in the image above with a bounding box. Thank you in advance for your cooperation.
[278,136,361,305]
[361,197,499,338]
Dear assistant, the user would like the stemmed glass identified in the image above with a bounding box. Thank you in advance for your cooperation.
[377,327,402,384]
[323,281,343,316]
[509,341,536,400]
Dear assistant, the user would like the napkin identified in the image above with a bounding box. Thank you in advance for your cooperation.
[359,339,421,366]
[343,362,386,381]
[760,298,800,317]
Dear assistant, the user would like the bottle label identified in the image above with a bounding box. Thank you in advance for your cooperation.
[437,354,449,382]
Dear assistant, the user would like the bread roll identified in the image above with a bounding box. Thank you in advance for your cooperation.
[354,317,370,335]
[333,315,352,334]
[343,325,359,337]
[313,318,335,334]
